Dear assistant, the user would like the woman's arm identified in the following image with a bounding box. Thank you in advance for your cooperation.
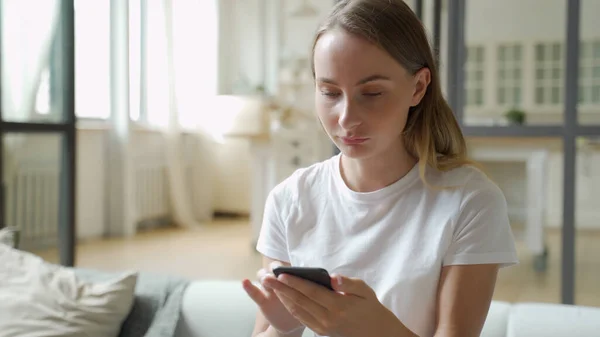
[433,263,500,337]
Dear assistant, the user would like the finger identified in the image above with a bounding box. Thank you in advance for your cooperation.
[257,268,277,292]
[268,260,284,273]
[275,289,327,335]
[256,268,270,285]
[276,273,338,309]
[242,279,269,306]
[330,274,374,298]
[267,277,329,318]
[257,268,269,280]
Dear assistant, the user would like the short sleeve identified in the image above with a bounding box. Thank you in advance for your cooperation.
[443,178,519,268]
[255,185,291,263]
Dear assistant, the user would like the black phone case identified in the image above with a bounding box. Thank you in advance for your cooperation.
[273,266,334,290]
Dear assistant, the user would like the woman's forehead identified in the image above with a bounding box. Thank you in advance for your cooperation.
[313,30,407,81]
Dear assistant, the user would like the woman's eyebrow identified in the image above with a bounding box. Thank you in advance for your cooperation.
[356,74,391,85]
[316,74,392,85]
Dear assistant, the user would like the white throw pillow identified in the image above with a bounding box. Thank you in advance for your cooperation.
[0,243,137,337]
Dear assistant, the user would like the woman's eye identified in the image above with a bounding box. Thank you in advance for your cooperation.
[321,91,341,98]
[363,92,383,97]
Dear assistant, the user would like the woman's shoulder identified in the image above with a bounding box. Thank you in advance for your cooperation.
[426,164,505,201]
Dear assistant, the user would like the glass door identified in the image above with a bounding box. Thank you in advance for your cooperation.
[0,0,76,266]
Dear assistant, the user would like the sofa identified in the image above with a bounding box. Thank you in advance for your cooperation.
[3,264,600,337]
[176,280,600,337]
[1,226,599,337]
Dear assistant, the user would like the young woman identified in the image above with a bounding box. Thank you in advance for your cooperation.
[242,0,518,336]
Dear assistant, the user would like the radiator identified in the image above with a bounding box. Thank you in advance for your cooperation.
[185,163,204,220]
[5,167,59,250]
[134,164,170,225]
[4,160,183,246]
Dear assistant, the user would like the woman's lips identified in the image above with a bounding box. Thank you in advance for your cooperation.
[340,136,369,145]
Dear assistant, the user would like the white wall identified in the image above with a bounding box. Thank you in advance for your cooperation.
[229,0,265,93]
[217,0,236,94]
[466,0,600,42]
[212,138,252,214]
[76,129,106,239]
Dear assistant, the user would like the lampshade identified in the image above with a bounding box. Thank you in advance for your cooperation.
[213,95,270,139]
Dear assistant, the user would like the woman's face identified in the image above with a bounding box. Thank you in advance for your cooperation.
[313,28,429,160]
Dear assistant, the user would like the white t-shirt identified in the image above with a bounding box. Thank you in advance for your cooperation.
[256,154,518,337]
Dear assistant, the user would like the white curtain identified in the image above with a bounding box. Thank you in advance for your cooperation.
[74,0,111,119]
[1,0,60,124]
[1,0,60,122]
[160,0,218,227]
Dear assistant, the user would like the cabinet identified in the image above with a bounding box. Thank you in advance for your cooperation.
[468,138,551,271]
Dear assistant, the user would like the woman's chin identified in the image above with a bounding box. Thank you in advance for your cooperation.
[337,143,372,159]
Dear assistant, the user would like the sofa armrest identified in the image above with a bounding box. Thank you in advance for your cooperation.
[176,280,314,337]
[507,303,600,337]
[481,301,511,337]
[176,280,258,337]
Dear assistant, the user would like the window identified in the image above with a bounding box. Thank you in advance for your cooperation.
[1,0,62,122]
[534,42,563,105]
[132,0,219,128]
[497,45,522,107]
[74,0,110,119]
[465,46,485,106]
[129,0,142,122]
[172,0,218,129]
[579,41,600,104]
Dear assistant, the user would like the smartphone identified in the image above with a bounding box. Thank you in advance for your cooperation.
[273,266,334,291]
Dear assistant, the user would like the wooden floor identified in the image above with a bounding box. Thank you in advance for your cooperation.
[34,218,600,308]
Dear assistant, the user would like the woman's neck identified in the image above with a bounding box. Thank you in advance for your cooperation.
[340,146,417,193]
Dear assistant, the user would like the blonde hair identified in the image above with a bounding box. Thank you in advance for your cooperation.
[311,0,482,189]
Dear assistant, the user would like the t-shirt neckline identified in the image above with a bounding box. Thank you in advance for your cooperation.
[331,153,420,203]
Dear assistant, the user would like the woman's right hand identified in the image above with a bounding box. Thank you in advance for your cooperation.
[242,261,305,335]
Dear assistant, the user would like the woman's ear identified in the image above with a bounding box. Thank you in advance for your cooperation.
[411,68,431,107]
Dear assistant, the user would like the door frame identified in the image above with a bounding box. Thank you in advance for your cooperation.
[0,0,76,267]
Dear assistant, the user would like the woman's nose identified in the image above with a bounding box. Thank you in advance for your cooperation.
[338,100,362,131]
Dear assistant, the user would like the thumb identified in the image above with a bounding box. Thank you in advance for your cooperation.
[330,274,375,297]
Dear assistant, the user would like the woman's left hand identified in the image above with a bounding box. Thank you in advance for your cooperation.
[263,273,414,337]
